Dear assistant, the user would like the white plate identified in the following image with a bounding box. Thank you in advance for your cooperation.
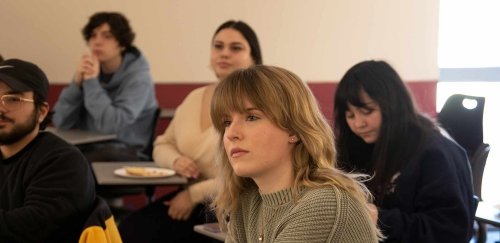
[114,167,175,178]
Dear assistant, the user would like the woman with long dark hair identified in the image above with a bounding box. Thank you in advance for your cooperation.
[333,60,475,242]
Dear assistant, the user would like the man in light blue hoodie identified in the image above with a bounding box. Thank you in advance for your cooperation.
[53,12,158,161]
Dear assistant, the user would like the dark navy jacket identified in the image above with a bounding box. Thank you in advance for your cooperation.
[378,132,474,243]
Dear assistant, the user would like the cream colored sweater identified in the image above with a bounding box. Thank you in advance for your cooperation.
[153,86,218,204]
[226,186,378,243]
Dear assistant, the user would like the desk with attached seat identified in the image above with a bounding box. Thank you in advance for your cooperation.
[91,162,187,203]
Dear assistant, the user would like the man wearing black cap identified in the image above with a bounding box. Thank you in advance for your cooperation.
[0,59,96,242]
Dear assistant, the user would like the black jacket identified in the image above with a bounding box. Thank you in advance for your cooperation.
[378,132,475,243]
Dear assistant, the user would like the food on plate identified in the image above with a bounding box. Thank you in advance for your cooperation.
[124,166,166,177]
[124,166,147,176]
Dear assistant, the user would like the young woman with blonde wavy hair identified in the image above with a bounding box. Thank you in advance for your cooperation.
[210,65,381,242]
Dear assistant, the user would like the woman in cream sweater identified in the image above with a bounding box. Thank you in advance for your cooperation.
[119,20,262,243]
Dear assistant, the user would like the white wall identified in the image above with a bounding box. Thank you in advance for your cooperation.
[0,0,439,83]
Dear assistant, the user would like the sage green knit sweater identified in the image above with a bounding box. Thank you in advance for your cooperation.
[225,186,378,243]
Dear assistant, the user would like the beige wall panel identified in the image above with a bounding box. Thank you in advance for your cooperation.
[0,0,438,83]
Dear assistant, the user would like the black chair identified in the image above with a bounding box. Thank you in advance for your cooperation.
[79,196,122,243]
[438,94,491,243]
[437,94,490,199]
[471,195,490,243]
[138,107,162,161]
[437,94,485,157]
[136,107,162,203]
[470,143,491,201]
[469,144,490,243]
[97,108,162,217]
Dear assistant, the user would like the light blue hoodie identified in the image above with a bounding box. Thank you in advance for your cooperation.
[53,48,158,149]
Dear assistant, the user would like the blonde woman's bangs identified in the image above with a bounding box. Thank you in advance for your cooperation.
[211,70,264,132]
[211,66,300,133]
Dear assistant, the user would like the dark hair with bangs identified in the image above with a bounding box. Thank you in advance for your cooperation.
[213,20,262,65]
[333,60,437,202]
[82,12,135,52]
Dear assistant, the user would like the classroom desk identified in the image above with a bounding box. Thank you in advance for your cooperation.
[194,223,226,242]
[160,108,175,119]
[475,201,500,243]
[46,127,117,145]
[91,161,187,203]
[475,201,500,227]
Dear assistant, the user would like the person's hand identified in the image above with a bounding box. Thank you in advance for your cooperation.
[173,156,200,179]
[367,203,379,224]
[74,54,99,86]
[164,190,195,221]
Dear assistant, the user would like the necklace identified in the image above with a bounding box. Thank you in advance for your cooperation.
[258,207,278,242]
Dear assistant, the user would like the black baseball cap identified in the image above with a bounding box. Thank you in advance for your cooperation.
[0,59,49,101]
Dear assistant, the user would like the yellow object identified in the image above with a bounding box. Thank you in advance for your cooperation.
[79,197,123,243]
[124,166,147,176]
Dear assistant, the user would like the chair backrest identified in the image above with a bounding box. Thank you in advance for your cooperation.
[138,107,162,161]
[437,94,485,157]
[469,143,490,200]
[79,196,122,243]
[472,195,480,214]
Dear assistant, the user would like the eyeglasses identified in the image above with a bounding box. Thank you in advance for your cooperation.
[0,94,35,109]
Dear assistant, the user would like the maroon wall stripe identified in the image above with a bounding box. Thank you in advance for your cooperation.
[48,81,437,122]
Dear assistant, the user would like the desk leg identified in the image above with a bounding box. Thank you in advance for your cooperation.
[145,186,156,203]
[477,221,487,243]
